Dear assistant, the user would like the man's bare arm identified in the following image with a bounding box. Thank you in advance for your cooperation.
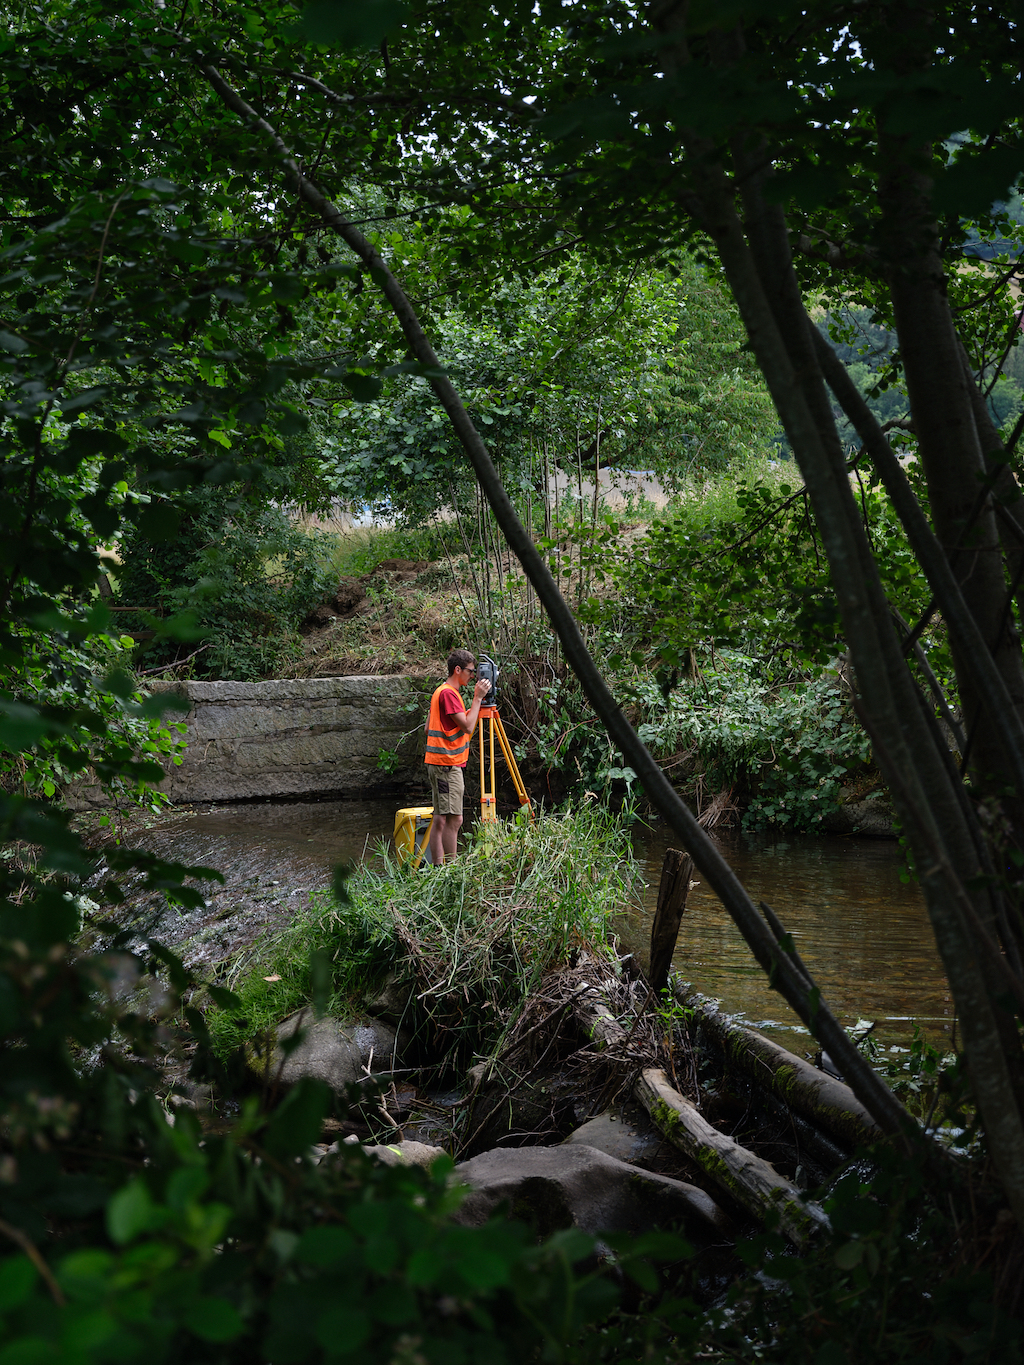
[451,678,491,735]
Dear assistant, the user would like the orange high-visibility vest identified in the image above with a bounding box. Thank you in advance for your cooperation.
[425,683,470,766]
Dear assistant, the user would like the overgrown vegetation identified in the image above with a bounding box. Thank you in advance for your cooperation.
[5,0,1024,1360]
[116,486,337,681]
[207,807,640,1067]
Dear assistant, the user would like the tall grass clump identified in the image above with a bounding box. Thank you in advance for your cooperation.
[206,805,643,1068]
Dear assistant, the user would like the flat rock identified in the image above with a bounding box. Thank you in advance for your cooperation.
[563,1110,661,1166]
[265,1015,400,1092]
[452,1143,731,1241]
[361,1140,447,1169]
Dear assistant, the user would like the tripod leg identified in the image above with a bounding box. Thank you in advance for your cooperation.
[489,715,497,810]
[412,812,434,870]
[493,714,534,817]
[480,715,496,821]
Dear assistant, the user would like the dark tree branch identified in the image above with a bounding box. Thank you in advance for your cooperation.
[273,68,541,120]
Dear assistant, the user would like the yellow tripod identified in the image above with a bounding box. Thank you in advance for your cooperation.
[478,705,533,822]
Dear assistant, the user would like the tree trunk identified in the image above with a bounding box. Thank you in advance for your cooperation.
[877,129,1024,823]
[203,59,947,1182]
[642,4,1024,1219]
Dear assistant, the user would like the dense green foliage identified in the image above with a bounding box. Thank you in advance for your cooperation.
[116,486,335,680]
[319,248,776,524]
[3,0,1024,1361]
[820,305,1024,453]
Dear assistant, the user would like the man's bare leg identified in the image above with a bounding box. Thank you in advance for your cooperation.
[442,813,463,862]
[427,813,448,866]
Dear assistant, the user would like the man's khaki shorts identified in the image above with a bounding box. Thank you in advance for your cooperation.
[427,763,465,816]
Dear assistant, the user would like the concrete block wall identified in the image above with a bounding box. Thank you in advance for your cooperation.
[149,675,429,803]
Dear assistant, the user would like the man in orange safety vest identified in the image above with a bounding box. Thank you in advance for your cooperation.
[424,648,491,865]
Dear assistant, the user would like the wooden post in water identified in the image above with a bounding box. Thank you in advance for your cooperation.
[648,848,694,994]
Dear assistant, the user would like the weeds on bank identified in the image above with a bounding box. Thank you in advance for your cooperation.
[206,806,643,1067]
[327,523,448,578]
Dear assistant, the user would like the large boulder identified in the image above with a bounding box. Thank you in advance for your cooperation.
[262,1014,400,1093]
[452,1144,731,1241]
[563,1110,662,1166]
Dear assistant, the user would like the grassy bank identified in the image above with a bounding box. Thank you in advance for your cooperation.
[206,805,643,1067]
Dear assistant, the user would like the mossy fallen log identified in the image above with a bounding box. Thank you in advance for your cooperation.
[574,984,629,1050]
[636,1067,830,1246]
[675,986,882,1153]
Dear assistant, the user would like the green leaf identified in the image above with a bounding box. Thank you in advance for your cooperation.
[263,1077,332,1159]
[0,702,51,751]
[0,1256,37,1312]
[296,1226,356,1269]
[458,1249,511,1289]
[189,1296,243,1342]
[207,984,242,1011]
[300,0,408,51]
[0,1335,53,1364]
[315,1307,369,1352]
[834,1239,864,1270]
[342,372,384,402]
[0,329,28,353]
[57,386,108,416]
[136,501,181,543]
[106,1178,162,1245]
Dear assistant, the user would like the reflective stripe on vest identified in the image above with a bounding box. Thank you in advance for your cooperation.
[425,683,470,765]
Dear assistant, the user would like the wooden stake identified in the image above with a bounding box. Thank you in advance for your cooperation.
[648,849,694,994]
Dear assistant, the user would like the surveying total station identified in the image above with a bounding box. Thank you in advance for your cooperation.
[394,653,533,868]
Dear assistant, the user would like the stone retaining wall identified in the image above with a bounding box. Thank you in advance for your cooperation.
[150,675,428,803]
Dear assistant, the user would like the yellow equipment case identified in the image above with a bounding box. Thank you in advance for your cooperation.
[393,806,434,868]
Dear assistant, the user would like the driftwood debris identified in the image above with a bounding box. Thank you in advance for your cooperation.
[648,849,695,994]
[636,1067,830,1246]
[676,988,882,1153]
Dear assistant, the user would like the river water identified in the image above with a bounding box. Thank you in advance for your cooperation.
[134,797,950,1056]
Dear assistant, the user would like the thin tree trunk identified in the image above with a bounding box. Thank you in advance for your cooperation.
[637,7,1024,1212]
[878,127,1024,819]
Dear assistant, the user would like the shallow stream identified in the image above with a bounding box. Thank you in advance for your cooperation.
[132,797,950,1056]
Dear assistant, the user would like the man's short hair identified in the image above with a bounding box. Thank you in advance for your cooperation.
[448,648,475,676]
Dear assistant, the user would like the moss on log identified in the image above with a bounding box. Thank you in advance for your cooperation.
[636,1067,830,1246]
[675,987,883,1153]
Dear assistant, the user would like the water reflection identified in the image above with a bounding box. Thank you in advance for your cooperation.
[629,824,952,1054]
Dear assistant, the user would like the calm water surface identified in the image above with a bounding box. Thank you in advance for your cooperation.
[628,824,952,1054]
[140,800,950,1054]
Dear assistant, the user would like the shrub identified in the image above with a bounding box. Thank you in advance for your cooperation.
[116,486,335,681]
[206,807,642,1067]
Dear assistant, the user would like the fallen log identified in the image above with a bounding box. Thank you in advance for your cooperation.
[636,1067,830,1246]
[574,985,629,1050]
[676,987,882,1153]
